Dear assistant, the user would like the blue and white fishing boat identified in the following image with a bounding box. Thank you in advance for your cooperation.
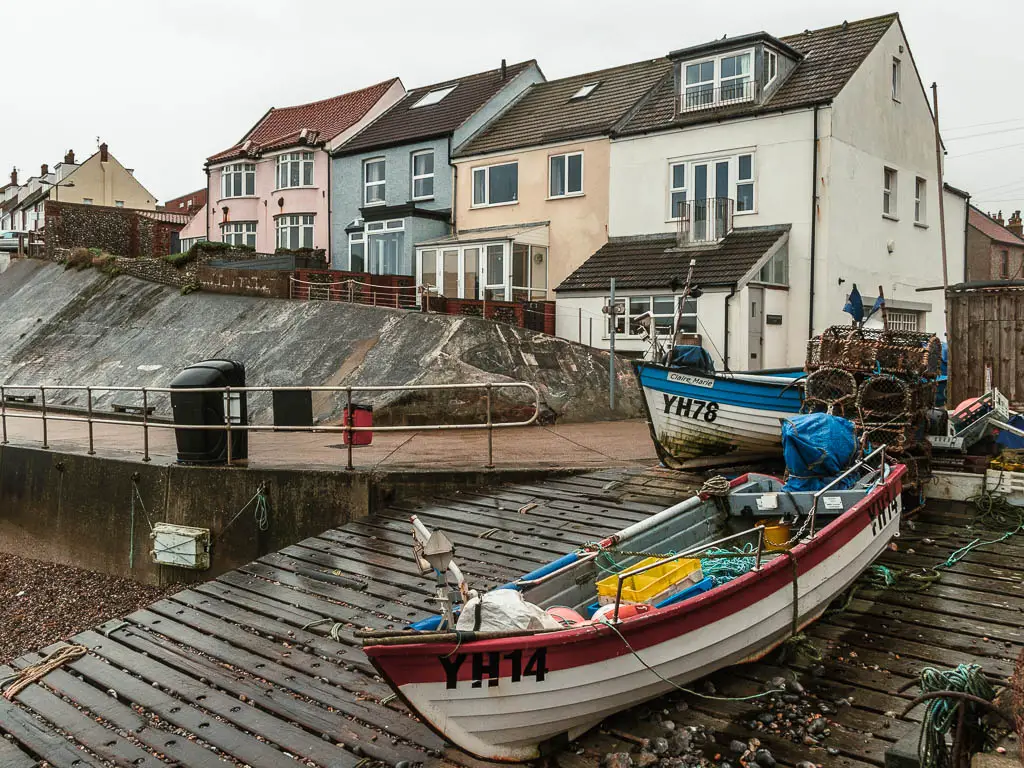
[635,353,803,467]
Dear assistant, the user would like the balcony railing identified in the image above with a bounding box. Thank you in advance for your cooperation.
[675,198,734,244]
[679,80,758,113]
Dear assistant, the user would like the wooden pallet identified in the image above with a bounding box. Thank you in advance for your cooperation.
[0,470,1020,768]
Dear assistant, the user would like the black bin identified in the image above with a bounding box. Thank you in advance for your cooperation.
[170,360,248,464]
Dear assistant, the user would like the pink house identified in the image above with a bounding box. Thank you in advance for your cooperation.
[205,78,405,261]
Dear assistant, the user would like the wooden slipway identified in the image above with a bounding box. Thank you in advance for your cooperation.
[1,468,1021,768]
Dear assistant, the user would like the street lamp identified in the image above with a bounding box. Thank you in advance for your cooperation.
[39,178,75,202]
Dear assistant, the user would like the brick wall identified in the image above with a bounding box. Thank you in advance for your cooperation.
[443,298,556,335]
[44,200,185,258]
[197,265,291,298]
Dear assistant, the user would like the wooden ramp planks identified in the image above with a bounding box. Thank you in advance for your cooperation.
[0,468,1020,768]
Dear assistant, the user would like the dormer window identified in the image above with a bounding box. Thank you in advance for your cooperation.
[412,85,457,108]
[765,50,778,85]
[570,82,600,100]
[681,50,754,111]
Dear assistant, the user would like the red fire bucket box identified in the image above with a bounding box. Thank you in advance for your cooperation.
[342,404,373,445]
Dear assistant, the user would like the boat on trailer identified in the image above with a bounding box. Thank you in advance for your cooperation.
[362,446,904,762]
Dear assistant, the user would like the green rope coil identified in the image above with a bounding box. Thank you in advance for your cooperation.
[918,664,996,768]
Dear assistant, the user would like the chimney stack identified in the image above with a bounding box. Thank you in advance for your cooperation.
[99,142,109,162]
[40,163,48,177]
[993,210,1005,226]
[501,58,507,79]
[1009,211,1023,238]
[10,168,17,186]
[64,149,75,164]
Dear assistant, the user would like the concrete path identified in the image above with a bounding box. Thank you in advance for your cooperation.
[0,411,659,471]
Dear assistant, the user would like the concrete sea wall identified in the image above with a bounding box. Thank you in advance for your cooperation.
[0,443,568,585]
[0,260,642,424]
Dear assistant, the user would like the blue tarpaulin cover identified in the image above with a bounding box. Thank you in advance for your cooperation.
[781,413,859,492]
[996,413,1024,450]
[668,345,715,374]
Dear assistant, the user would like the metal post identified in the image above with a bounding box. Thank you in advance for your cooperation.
[578,307,582,343]
[590,318,593,348]
[86,386,95,455]
[485,383,494,469]
[40,386,48,449]
[753,525,765,570]
[0,386,7,445]
[141,388,150,462]
[609,278,617,411]
[225,386,233,466]
[345,386,354,471]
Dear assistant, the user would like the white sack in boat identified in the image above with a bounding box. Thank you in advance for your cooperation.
[456,589,562,632]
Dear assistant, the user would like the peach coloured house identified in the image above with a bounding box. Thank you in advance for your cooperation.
[205,79,405,261]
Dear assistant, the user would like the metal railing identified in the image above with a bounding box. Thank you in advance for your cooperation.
[679,80,758,113]
[289,276,419,308]
[0,381,540,470]
[675,197,734,244]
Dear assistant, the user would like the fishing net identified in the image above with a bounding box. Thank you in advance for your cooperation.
[806,367,859,402]
[801,397,856,418]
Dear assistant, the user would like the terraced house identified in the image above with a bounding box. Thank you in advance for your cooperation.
[330,60,543,275]
[203,79,405,260]
[556,13,968,369]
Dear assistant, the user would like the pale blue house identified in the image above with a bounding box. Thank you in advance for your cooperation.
[330,60,544,274]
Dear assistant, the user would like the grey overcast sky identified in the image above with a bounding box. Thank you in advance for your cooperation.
[1,0,1019,214]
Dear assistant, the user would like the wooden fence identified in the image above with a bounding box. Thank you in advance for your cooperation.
[947,285,1024,407]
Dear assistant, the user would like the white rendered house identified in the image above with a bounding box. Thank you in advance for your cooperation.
[556,13,968,370]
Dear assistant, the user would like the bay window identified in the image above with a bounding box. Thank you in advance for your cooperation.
[472,162,518,206]
[222,221,256,248]
[366,219,407,275]
[221,163,255,198]
[412,150,434,199]
[416,240,546,303]
[276,214,314,249]
[276,151,314,189]
[549,152,583,198]
[364,158,386,205]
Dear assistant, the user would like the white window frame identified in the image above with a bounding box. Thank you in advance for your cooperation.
[222,221,257,248]
[570,82,600,100]
[891,57,901,102]
[757,248,789,286]
[411,150,435,201]
[604,294,697,338]
[914,177,927,225]
[412,85,457,108]
[275,213,315,250]
[348,231,366,272]
[276,151,314,190]
[680,48,755,111]
[114,200,125,207]
[364,158,386,206]
[363,218,407,275]
[887,309,920,332]
[883,167,898,219]
[669,162,687,220]
[765,49,778,86]
[471,162,519,207]
[736,153,755,214]
[667,151,756,221]
[548,152,584,199]
[416,240,549,304]
[221,162,255,199]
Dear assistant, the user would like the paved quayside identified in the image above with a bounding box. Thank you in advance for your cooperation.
[1,468,1020,768]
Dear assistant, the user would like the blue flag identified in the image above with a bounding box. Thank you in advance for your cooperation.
[843,284,864,325]
[865,294,885,323]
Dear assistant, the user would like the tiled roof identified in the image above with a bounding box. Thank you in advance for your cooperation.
[208,79,399,163]
[336,61,537,155]
[556,225,790,292]
[455,58,671,157]
[616,14,898,136]
[969,206,1024,247]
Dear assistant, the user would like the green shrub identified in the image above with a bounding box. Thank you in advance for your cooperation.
[163,250,196,267]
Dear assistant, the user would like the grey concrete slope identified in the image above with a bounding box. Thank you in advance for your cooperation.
[0,260,641,423]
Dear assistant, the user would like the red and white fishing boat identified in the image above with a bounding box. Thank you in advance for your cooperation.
[362,447,904,762]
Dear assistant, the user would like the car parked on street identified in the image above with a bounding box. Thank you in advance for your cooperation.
[0,230,29,252]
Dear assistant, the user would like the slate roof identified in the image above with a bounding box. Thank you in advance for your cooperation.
[455,58,671,158]
[556,225,790,292]
[969,206,1024,247]
[616,14,898,136]
[208,79,400,163]
[336,61,537,156]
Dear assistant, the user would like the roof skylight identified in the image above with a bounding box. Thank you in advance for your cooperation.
[570,82,601,100]
[412,85,457,108]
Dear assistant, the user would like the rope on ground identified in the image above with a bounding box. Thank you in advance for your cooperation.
[597,618,783,702]
[2,645,88,700]
[917,664,996,768]
[943,487,1024,568]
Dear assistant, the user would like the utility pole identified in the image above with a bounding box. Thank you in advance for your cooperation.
[932,82,948,293]
[603,278,622,410]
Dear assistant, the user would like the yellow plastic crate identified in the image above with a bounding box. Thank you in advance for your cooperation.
[596,557,702,605]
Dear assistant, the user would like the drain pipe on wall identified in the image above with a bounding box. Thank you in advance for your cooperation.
[723,285,736,371]
[807,104,820,340]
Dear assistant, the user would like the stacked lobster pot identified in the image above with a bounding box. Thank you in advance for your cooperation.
[803,326,943,491]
